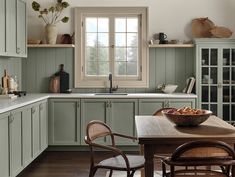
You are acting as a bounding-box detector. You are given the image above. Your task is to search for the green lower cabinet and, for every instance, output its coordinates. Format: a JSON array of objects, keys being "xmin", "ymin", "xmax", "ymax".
[
  {"xmin": 109, "ymin": 99, "xmax": 138, "ymax": 145},
  {"xmin": 32, "ymin": 105, "xmax": 40, "ymax": 158},
  {"xmin": 81, "ymin": 99, "xmax": 108, "ymax": 145},
  {"xmin": 139, "ymin": 99, "xmax": 165, "ymax": 115},
  {"xmin": 81, "ymin": 99, "xmax": 138, "ymax": 146},
  {"xmin": 49, "ymin": 99, "xmax": 80, "ymax": 145},
  {"xmin": 168, "ymin": 99, "xmax": 195, "ymax": 108},
  {"xmin": 22, "ymin": 106, "xmax": 32, "ymax": 167},
  {"xmin": 39, "ymin": 101, "xmax": 48, "ymax": 151},
  {"xmin": 0, "ymin": 112, "xmax": 10, "ymax": 177},
  {"xmin": 10, "ymin": 109, "xmax": 23, "ymax": 177},
  {"xmin": 139, "ymin": 98, "xmax": 196, "ymax": 115}
]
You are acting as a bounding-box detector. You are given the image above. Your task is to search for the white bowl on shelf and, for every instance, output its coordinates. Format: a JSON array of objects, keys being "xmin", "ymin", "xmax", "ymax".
[{"xmin": 162, "ymin": 85, "xmax": 178, "ymax": 94}]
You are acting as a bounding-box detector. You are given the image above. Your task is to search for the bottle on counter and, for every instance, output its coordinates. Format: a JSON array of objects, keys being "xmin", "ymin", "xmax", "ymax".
[
  {"xmin": 8, "ymin": 76, "xmax": 15, "ymax": 92},
  {"xmin": 1, "ymin": 69, "xmax": 9, "ymax": 94}
]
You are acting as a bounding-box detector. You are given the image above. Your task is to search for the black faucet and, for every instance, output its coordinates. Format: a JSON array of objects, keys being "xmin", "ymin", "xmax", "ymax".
[{"xmin": 108, "ymin": 73, "xmax": 118, "ymax": 93}]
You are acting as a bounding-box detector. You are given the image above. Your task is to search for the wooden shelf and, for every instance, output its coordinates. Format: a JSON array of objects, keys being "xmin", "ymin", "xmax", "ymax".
[
  {"xmin": 149, "ymin": 44, "xmax": 194, "ymax": 48},
  {"xmin": 27, "ymin": 44, "xmax": 75, "ymax": 48}
]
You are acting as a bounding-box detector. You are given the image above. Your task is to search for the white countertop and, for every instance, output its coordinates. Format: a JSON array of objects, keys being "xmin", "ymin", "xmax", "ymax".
[{"xmin": 0, "ymin": 93, "xmax": 197, "ymax": 114}]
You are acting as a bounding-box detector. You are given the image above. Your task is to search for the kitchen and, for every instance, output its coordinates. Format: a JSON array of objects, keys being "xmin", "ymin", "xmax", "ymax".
[{"xmin": 0, "ymin": 0, "xmax": 235, "ymax": 177}]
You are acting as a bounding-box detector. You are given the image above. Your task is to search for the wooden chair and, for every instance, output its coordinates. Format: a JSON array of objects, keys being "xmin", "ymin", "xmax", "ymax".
[
  {"xmin": 84, "ymin": 120, "xmax": 145, "ymax": 177},
  {"xmin": 153, "ymin": 107, "xmax": 174, "ymax": 116},
  {"xmin": 158, "ymin": 140, "xmax": 235, "ymax": 177}
]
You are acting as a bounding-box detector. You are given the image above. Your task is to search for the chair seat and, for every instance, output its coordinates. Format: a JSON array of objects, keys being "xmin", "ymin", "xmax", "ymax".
[
  {"xmin": 166, "ymin": 169, "xmax": 228, "ymax": 177},
  {"xmin": 97, "ymin": 155, "xmax": 145, "ymax": 170}
]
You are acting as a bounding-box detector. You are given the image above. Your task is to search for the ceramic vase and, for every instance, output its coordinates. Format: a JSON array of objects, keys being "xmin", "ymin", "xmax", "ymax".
[{"xmin": 45, "ymin": 24, "xmax": 58, "ymax": 44}]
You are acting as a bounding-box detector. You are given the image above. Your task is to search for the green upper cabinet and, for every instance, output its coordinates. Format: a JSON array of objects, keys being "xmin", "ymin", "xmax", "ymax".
[
  {"xmin": 195, "ymin": 39, "xmax": 235, "ymax": 123},
  {"xmin": 0, "ymin": 112, "xmax": 10, "ymax": 177},
  {"xmin": 4, "ymin": 0, "xmax": 27, "ymax": 57},
  {"xmin": 0, "ymin": 0, "xmax": 6, "ymax": 55},
  {"xmin": 49, "ymin": 99, "xmax": 80, "ymax": 145},
  {"xmin": 16, "ymin": 0, "xmax": 27, "ymax": 57}
]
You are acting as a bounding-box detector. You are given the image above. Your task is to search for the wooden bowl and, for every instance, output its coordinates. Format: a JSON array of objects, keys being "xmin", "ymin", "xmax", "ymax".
[{"xmin": 162, "ymin": 109, "xmax": 212, "ymax": 126}]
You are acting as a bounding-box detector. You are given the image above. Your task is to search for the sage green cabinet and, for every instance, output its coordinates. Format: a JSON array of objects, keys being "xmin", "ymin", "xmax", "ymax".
[
  {"xmin": 49, "ymin": 99, "xmax": 81, "ymax": 145},
  {"xmin": 81, "ymin": 99, "xmax": 138, "ymax": 145},
  {"xmin": 40, "ymin": 102, "xmax": 48, "ymax": 151},
  {"xmin": 6, "ymin": 0, "xmax": 17, "ymax": 56},
  {"xmin": 22, "ymin": 106, "xmax": 32, "ymax": 167},
  {"xmin": 16, "ymin": 0, "xmax": 27, "ymax": 57},
  {"xmin": 2, "ymin": 0, "xmax": 27, "ymax": 57},
  {"xmin": 10, "ymin": 109, "xmax": 23, "ymax": 177},
  {"xmin": 139, "ymin": 99, "xmax": 165, "ymax": 115},
  {"xmin": 0, "ymin": 0, "xmax": 6, "ymax": 55},
  {"xmin": 32, "ymin": 105, "xmax": 40, "ymax": 158},
  {"xmin": 0, "ymin": 112, "xmax": 10, "ymax": 177},
  {"xmin": 139, "ymin": 98, "xmax": 196, "ymax": 115},
  {"xmin": 109, "ymin": 99, "xmax": 138, "ymax": 145},
  {"xmin": 81, "ymin": 99, "xmax": 108, "ymax": 144},
  {"xmin": 195, "ymin": 39, "xmax": 235, "ymax": 124}
]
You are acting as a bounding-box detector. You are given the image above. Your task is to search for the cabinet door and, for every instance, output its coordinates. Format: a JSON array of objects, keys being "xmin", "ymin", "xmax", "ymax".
[
  {"xmin": 6, "ymin": 0, "xmax": 17, "ymax": 56},
  {"xmin": 10, "ymin": 110, "xmax": 23, "ymax": 177},
  {"xmin": 109, "ymin": 99, "xmax": 138, "ymax": 145},
  {"xmin": 32, "ymin": 105, "xmax": 40, "ymax": 158},
  {"xmin": 49, "ymin": 99, "xmax": 80, "ymax": 145},
  {"xmin": 139, "ymin": 99, "xmax": 164, "ymax": 115},
  {"xmin": 16, "ymin": 0, "xmax": 27, "ymax": 57},
  {"xmin": 199, "ymin": 48, "xmax": 219, "ymax": 116},
  {"xmin": 22, "ymin": 106, "xmax": 32, "ymax": 167},
  {"xmin": 39, "ymin": 101, "xmax": 48, "ymax": 151},
  {"xmin": 0, "ymin": 113, "xmax": 10, "ymax": 177},
  {"xmin": 221, "ymin": 48, "xmax": 235, "ymax": 123},
  {"xmin": 168, "ymin": 99, "xmax": 195, "ymax": 109},
  {"xmin": 0, "ymin": 0, "xmax": 6, "ymax": 55},
  {"xmin": 81, "ymin": 99, "xmax": 107, "ymax": 145}
]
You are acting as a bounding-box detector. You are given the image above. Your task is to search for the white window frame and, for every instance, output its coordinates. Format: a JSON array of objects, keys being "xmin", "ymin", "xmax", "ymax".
[{"xmin": 75, "ymin": 7, "xmax": 149, "ymax": 88}]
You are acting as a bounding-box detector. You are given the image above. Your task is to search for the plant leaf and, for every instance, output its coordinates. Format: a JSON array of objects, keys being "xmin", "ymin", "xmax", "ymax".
[
  {"xmin": 48, "ymin": 6, "xmax": 55, "ymax": 13},
  {"xmin": 62, "ymin": 2, "xmax": 69, "ymax": 8},
  {"xmin": 32, "ymin": 1, "xmax": 40, "ymax": 11},
  {"xmin": 61, "ymin": 16, "xmax": 69, "ymax": 23}
]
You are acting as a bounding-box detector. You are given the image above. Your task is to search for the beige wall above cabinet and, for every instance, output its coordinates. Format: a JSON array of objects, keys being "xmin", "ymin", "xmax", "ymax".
[{"xmin": 0, "ymin": 0, "xmax": 27, "ymax": 58}]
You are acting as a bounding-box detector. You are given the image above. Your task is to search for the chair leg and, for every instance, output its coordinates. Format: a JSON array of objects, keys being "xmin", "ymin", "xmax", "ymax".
[
  {"xmin": 89, "ymin": 167, "xmax": 98, "ymax": 177},
  {"xmin": 130, "ymin": 170, "xmax": 136, "ymax": 177},
  {"xmin": 108, "ymin": 169, "xmax": 113, "ymax": 177}
]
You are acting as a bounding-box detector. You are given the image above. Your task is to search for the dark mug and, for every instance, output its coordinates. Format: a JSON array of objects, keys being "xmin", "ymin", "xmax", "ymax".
[{"xmin": 159, "ymin": 32, "xmax": 167, "ymax": 41}]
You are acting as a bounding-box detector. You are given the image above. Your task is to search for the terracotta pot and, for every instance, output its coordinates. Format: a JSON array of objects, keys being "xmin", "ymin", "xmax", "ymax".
[{"xmin": 45, "ymin": 24, "xmax": 58, "ymax": 44}]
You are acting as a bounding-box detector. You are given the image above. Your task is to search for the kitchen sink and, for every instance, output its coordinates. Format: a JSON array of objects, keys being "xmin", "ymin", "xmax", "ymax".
[{"xmin": 94, "ymin": 93, "xmax": 128, "ymax": 95}]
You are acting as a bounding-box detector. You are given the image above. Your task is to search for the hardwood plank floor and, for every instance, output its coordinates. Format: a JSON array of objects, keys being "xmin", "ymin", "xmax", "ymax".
[{"xmin": 18, "ymin": 151, "xmax": 157, "ymax": 177}]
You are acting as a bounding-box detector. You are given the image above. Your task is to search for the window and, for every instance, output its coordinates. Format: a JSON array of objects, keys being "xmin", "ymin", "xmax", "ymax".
[{"xmin": 75, "ymin": 7, "xmax": 148, "ymax": 88}]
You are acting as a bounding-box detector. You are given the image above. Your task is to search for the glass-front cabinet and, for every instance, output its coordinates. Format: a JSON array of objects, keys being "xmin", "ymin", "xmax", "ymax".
[{"xmin": 195, "ymin": 39, "xmax": 235, "ymax": 124}]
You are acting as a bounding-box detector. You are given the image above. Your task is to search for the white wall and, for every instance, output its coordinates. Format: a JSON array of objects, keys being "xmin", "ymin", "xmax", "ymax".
[{"xmin": 27, "ymin": 0, "xmax": 235, "ymax": 41}]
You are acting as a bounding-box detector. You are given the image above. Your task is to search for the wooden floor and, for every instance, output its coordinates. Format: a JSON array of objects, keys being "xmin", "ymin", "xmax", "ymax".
[{"xmin": 18, "ymin": 151, "xmax": 159, "ymax": 177}]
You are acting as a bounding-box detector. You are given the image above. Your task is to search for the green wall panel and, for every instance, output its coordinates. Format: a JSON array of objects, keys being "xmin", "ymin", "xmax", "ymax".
[
  {"xmin": 21, "ymin": 48, "xmax": 195, "ymax": 93},
  {"xmin": 0, "ymin": 57, "xmax": 22, "ymax": 90}
]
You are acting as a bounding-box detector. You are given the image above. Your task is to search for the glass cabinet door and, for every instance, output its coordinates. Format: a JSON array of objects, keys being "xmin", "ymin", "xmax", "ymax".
[
  {"xmin": 222, "ymin": 49, "xmax": 235, "ymax": 123},
  {"xmin": 201, "ymin": 48, "xmax": 218, "ymax": 115}
]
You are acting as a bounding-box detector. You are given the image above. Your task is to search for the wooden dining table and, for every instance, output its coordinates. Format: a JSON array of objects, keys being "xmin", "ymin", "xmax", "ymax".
[{"xmin": 135, "ymin": 115, "xmax": 235, "ymax": 177}]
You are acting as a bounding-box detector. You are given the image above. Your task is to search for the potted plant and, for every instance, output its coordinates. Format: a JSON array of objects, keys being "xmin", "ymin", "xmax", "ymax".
[{"xmin": 32, "ymin": 0, "xmax": 70, "ymax": 44}]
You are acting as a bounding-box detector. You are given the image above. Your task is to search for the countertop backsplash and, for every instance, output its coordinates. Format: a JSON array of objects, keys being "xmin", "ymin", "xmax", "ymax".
[{"xmin": 21, "ymin": 47, "xmax": 194, "ymax": 94}]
